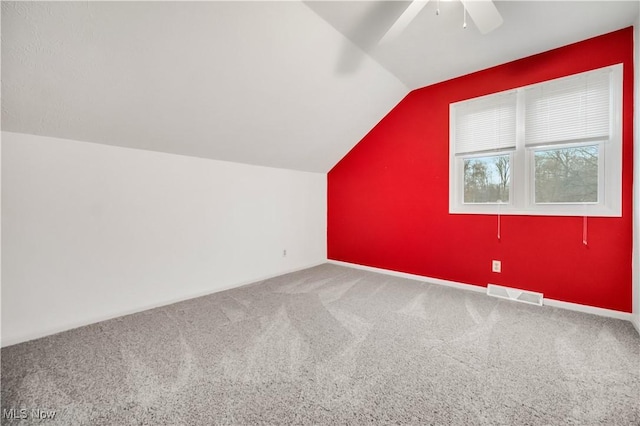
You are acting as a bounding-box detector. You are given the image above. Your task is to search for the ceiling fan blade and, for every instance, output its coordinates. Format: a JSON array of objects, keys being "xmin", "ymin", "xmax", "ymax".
[
  {"xmin": 461, "ymin": 0, "xmax": 503, "ymax": 34},
  {"xmin": 379, "ymin": 1, "xmax": 430, "ymax": 45}
]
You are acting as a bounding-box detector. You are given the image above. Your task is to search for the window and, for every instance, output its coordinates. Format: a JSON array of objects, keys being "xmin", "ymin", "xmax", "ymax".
[
  {"xmin": 533, "ymin": 144, "xmax": 598, "ymax": 203},
  {"xmin": 464, "ymin": 154, "xmax": 510, "ymax": 203},
  {"xmin": 449, "ymin": 64, "xmax": 622, "ymax": 216}
]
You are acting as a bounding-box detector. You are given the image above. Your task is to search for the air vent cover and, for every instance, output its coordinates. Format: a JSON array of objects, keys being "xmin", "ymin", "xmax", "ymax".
[{"xmin": 487, "ymin": 284, "xmax": 543, "ymax": 306}]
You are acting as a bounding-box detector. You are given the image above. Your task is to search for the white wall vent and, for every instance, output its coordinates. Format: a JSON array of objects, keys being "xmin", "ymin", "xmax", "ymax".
[{"xmin": 487, "ymin": 284, "xmax": 543, "ymax": 306}]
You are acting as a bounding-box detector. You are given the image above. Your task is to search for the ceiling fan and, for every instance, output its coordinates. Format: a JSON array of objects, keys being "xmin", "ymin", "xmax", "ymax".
[{"xmin": 379, "ymin": 0, "xmax": 503, "ymax": 44}]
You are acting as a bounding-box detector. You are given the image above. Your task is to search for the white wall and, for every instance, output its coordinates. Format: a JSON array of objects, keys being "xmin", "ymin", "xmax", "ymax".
[
  {"xmin": 1, "ymin": 132, "xmax": 327, "ymax": 346},
  {"xmin": 0, "ymin": 134, "xmax": 3, "ymax": 344},
  {"xmin": 633, "ymin": 19, "xmax": 640, "ymax": 335}
]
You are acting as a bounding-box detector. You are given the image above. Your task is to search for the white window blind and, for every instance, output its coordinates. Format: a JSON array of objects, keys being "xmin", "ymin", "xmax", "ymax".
[
  {"xmin": 524, "ymin": 68, "xmax": 610, "ymax": 147},
  {"xmin": 453, "ymin": 91, "xmax": 516, "ymax": 155},
  {"xmin": 449, "ymin": 63, "xmax": 622, "ymax": 217}
]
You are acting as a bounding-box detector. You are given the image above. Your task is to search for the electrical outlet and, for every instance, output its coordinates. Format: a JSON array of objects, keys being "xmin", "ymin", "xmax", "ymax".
[
  {"xmin": 283, "ymin": 249, "xmax": 287, "ymax": 257},
  {"xmin": 492, "ymin": 260, "xmax": 501, "ymax": 273}
]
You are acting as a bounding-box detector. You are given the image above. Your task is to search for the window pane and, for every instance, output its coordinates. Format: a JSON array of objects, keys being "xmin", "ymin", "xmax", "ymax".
[
  {"xmin": 463, "ymin": 155, "xmax": 510, "ymax": 203},
  {"xmin": 534, "ymin": 145, "xmax": 598, "ymax": 203}
]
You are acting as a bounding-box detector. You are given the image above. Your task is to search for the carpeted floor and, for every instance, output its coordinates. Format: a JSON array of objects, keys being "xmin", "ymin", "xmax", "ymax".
[{"xmin": 2, "ymin": 263, "xmax": 639, "ymax": 425}]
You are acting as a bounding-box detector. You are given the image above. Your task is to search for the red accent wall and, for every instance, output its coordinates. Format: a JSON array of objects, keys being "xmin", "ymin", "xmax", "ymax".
[{"xmin": 328, "ymin": 28, "xmax": 634, "ymax": 312}]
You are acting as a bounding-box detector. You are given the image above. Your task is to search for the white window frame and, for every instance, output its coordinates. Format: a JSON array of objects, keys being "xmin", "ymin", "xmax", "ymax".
[{"xmin": 449, "ymin": 64, "xmax": 623, "ymax": 217}]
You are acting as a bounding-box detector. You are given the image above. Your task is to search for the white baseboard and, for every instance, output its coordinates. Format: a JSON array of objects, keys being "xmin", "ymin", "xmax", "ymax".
[
  {"xmin": 543, "ymin": 298, "xmax": 632, "ymax": 321},
  {"xmin": 329, "ymin": 259, "xmax": 634, "ymax": 323},
  {"xmin": 632, "ymin": 315, "xmax": 640, "ymax": 336},
  {"xmin": 328, "ymin": 260, "xmax": 486, "ymax": 293},
  {"xmin": 1, "ymin": 261, "xmax": 326, "ymax": 348}
]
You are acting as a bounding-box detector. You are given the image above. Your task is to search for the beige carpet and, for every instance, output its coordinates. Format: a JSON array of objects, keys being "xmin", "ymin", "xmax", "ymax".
[{"xmin": 2, "ymin": 264, "xmax": 639, "ymax": 425}]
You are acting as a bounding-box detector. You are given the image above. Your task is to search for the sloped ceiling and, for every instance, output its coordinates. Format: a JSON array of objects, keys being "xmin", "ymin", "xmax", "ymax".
[
  {"xmin": 1, "ymin": 1, "xmax": 408, "ymax": 173},
  {"xmin": 307, "ymin": 0, "xmax": 639, "ymax": 89},
  {"xmin": 2, "ymin": 1, "xmax": 638, "ymax": 173}
]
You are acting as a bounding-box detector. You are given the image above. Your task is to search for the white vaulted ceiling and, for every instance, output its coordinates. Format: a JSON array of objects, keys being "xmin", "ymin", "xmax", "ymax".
[
  {"xmin": 1, "ymin": 1, "xmax": 407, "ymax": 173},
  {"xmin": 2, "ymin": 1, "xmax": 638, "ymax": 173},
  {"xmin": 307, "ymin": 0, "xmax": 639, "ymax": 89}
]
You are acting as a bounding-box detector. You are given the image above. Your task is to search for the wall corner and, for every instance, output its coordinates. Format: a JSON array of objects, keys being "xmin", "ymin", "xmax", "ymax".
[{"xmin": 633, "ymin": 18, "xmax": 640, "ymax": 334}]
